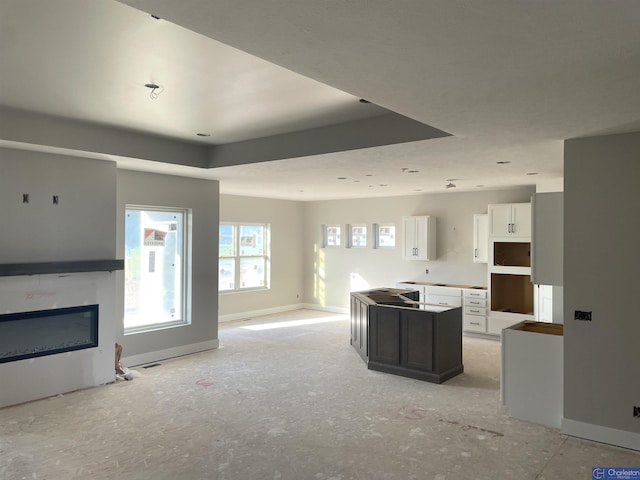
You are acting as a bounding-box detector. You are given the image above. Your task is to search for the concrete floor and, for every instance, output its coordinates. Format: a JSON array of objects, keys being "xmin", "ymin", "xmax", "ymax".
[{"xmin": 0, "ymin": 309, "xmax": 638, "ymax": 479}]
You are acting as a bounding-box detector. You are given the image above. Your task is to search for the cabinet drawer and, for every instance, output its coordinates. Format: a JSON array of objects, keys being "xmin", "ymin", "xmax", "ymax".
[
  {"xmin": 425, "ymin": 285, "xmax": 462, "ymax": 297},
  {"xmin": 426, "ymin": 294, "xmax": 462, "ymax": 307},
  {"xmin": 462, "ymin": 288, "xmax": 487, "ymax": 299},
  {"xmin": 463, "ymin": 315, "xmax": 487, "ymax": 332},
  {"xmin": 463, "ymin": 298, "xmax": 487, "ymax": 308},
  {"xmin": 463, "ymin": 306, "xmax": 486, "ymax": 316}
]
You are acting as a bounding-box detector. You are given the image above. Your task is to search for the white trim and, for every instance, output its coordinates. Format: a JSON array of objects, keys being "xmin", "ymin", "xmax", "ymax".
[
  {"xmin": 301, "ymin": 303, "xmax": 349, "ymax": 315},
  {"xmin": 218, "ymin": 303, "xmax": 349, "ymax": 323},
  {"xmin": 122, "ymin": 339, "xmax": 219, "ymax": 367},
  {"xmin": 562, "ymin": 418, "xmax": 640, "ymax": 451},
  {"xmin": 218, "ymin": 303, "xmax": 303, "ymax": 323}
]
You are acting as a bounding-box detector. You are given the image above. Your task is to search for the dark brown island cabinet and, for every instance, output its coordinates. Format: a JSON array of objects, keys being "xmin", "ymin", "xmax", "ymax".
[{"xmin": 350, "ymin": 288, "xmax": 463, "ymax": 384}]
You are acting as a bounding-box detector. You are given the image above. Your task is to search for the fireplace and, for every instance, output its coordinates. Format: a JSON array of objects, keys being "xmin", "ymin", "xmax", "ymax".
[
  {"xmin": 0, "ymin": 266, "xmax": 120, "ymax": 408},
  {"xmin": 0, "ymin": 304, "xmax": 99, "ymax": 364}
]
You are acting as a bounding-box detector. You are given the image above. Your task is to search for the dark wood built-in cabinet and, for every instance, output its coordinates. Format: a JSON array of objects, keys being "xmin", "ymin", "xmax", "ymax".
[{"xmin": 350, "ymin": 289, "xmax": 463, "ymax": 384}]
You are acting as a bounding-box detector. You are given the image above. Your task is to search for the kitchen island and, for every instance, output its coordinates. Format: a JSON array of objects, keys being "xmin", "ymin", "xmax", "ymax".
[{"xmin": 350, "ymin": 288, "xmax": 463, "ymax": 384}]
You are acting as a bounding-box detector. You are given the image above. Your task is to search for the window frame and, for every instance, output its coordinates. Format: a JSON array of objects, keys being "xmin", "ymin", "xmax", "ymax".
[
  {"xmin": 322, "ymin": 224, "xmax": 342, "ymax": 248},
  {"xmin": 219, "ymin": 222, "xmax": 270, "ymax": 293},
  {"xmin": 347, "ymin": 223, "xmax": 368, "ymax": 248},
  {"xmin": 124, "ymin": 205, "xmax": 191, "ymax": 334},
  {"xmin": 373, "ymin": 223, "xmax": 396, "ymax": 249}
]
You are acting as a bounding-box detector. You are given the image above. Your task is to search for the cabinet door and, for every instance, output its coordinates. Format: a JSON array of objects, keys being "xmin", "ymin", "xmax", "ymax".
[
  {"xmin": 402, "ymin": 217, "xmax": 418, "ymax": 259},
  {"xmin": 414, "ymin": 216, "xmax": 432, "ymax": 260},
  {"xmin": 488, "ymin": 204, "xmax": 512, "ymax": 236},
  {"xmin": 511, "ymin": 203, "xmax": 531, "ymax": 237},
  {"xmin": 473, "ymin": 214, "xmax": 489, "ymax": 263},
  {"xmin": 402, "ymin": 310, "xmax": 433, "ymax": 371}
]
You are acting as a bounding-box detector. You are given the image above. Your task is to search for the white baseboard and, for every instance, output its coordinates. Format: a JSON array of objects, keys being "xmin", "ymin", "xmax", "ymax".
[
  {"xmin": 122, "ymin": 339, "xmax": 219, "ymax": 367},
  {"xmin": 218, "ymin": 303, "xmax": 349, "ymax": 323},
  {"xmin": 300, "ymin": 303, "xmax": 349, "ymax": 315},
  {"xmin": 218, "ymin": 303, "xmax": 304, "ymax": 323},
  {"xmin": 562, "ymin": 418, "xmax": 640, "ymax": 451}
]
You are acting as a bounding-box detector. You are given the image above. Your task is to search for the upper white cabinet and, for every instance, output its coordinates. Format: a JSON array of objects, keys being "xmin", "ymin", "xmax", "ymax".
[
  {"xmin": 488, "ymin": 203, "xmax": 531, "ymax": 237},
  {"xmin": 473, "ymin": 214, "xmax": 489, "ymax": 263},
  {"xmin": 402, "ymin": 216, "xmax": 436, "ymax": 260}
]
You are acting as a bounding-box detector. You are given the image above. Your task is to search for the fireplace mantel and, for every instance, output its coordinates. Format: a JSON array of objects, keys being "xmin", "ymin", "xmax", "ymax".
[{"xmin": 0, "ymin": 260, "xmax": 124, "ymax": 277}]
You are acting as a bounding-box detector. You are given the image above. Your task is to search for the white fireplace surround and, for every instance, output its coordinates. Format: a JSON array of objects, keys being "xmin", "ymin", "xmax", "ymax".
[{"xmin": 0, "ymin": 272, "xmax": 117, "ymax": 408}]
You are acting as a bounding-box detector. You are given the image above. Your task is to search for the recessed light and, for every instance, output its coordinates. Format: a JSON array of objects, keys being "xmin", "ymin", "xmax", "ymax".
[
  {"xmin": 365, "ymin": 174, "xmax": 373, "ymax": 177},
  {"xmin": 196, "ymin": 133, "xmax": 211, "ymax": 137},
  {"xmin": 476, "ymin": 185, "xmax": 485, "ymax": 187},
  {"xmin": 526, "ymin": 172, "xmax": 539, "ymax": 176},
  {"xmin": 353, "ymin": 180, "xmax": 360, "ymax": 183},
  {"xmin": 379, "ymin": 184, "xmax": 388, "ymax": 187},
  {"xmin": 496, "ymin": 161, "xmax": 511, "ymax": 164},
  {"xmin": 414, "ymin": 189, "xmax": 422, "ymax": 192},
  {"xmin": 408, "ymin": 170, "xmax": 420, "ymax": 173},
  {"xmin": 337, "ymin": 177, "xmax": 347, "ymax": 180}
]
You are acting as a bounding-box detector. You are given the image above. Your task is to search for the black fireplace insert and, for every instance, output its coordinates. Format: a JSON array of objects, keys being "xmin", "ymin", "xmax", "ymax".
[{"xmin": 0, "ymin": 304, "xmax": 99, "ymax": 363}]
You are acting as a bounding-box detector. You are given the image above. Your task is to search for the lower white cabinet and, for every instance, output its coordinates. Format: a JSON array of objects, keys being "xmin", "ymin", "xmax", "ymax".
[
  {"xmin": 462, "ymin": 288, "xmax": 488, "ymax": 333},
  {"xmin": 501, "ymin": 321, "xmax": 563, "ymax": 428},
  {"xmin": 425, "ymin": 285, "xmax": 462, "ymax": 307}
]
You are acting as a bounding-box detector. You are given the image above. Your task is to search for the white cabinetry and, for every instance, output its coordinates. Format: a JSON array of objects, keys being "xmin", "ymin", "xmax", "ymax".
[
  {"xmin": 462, "ymin": 288, "xmax": 488, "ymax": 332},
  {"xmin": 488, "ymin": 203, "xmax": 531, "ymax": 238},
  {"xmin": 425, "ymin": 285, "xmax": 462, "ymax": 307},
  {"xmin": 402, "ymin": 216, "xmax": 436, "ymax": 260},
  {"xmin": 473, "ymin": 214, "xmax": 489, "ymax": 263}
]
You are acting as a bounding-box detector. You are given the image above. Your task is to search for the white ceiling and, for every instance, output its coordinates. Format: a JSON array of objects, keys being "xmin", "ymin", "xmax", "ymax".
[{"xmin": 2, "ymin": 0, "xmax": 640, "ymax": 200}]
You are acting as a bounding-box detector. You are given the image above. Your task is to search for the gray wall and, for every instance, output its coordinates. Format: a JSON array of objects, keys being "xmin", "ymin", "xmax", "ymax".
[
  {"xmin": 0, "ymin": 147, "xmax": 116, "ymax": 262},
  {"xmin": 116, "ymin": 169, "xmax": 219, "ymax": 357},
  {"xmin": 302, "ymin": 187, "xmax": 535, "ymax": 310},
  {"xmin": 564, "ymin": 133, "xmax": 640, "ymax": 438},
  {"xmin": 219, "ymin": 194, "xmax": 304, "ymax": 317}
]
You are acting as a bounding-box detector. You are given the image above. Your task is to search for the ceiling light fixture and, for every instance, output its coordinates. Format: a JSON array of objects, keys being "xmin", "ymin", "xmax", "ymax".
[
  {"xmin": 526, "ymin": 172, "xmax": 539, "ymax": 175},
  {"xmin": 144, "ymin": 82, "xmax": 163, "ymax": 99},
  {"xmin": 337, "ymin": 177, "xmax": 347, "ymax": 180},
  {"xmin": 196, "ymin": 133, "xmax": 211, "ymax": 137},
  {"xmin": 496, "ymin": 160, "xmax": 511, "ymax": 164},
  {"xmin": 445, "ymin": 179, "xmax": 458, "ymax": 189}
]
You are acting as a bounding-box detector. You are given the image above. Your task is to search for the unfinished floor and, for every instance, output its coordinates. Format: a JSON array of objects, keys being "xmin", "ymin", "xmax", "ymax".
[{"xmin": 1, "ymin": 309, "xmax": 638, "ymax": 479}]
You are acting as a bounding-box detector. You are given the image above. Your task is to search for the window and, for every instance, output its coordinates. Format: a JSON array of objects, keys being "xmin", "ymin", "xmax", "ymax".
[
  {"xmin": 219, "ymin": 223, "xmax": 270, "ymax": 292},
  {"xmin": 347, "ymin": 224, "xmax": 367, "ymax": 248},
  {"xmin": 322, "ymin": 224, "xmax": 341, "ymax": 247},
  {"xmin": 374, "ymin": 223, "xmax": 396, "ymax": 248},
  {"xmin": 124, "ymin": 207, "xmax": 189, "ymax": 332}
]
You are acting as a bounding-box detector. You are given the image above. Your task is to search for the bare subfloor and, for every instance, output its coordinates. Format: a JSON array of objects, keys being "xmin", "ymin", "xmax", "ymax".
[{"xmin": 1, "ymin": 310, "xmax": 638, "ymax": 479}]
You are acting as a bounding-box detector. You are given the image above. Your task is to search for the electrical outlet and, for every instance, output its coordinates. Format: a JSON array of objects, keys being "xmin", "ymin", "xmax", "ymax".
[
  {"xmin": 634, "ymin": 406, "xmax": 640, "ymax": 418},
  {"xmin": 574, "ymin": 310, "xmax": 592, "ymax": 321},
  {"xmin": 425, "ymin": 269, "xmax": 429, "ymax": 274}
]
